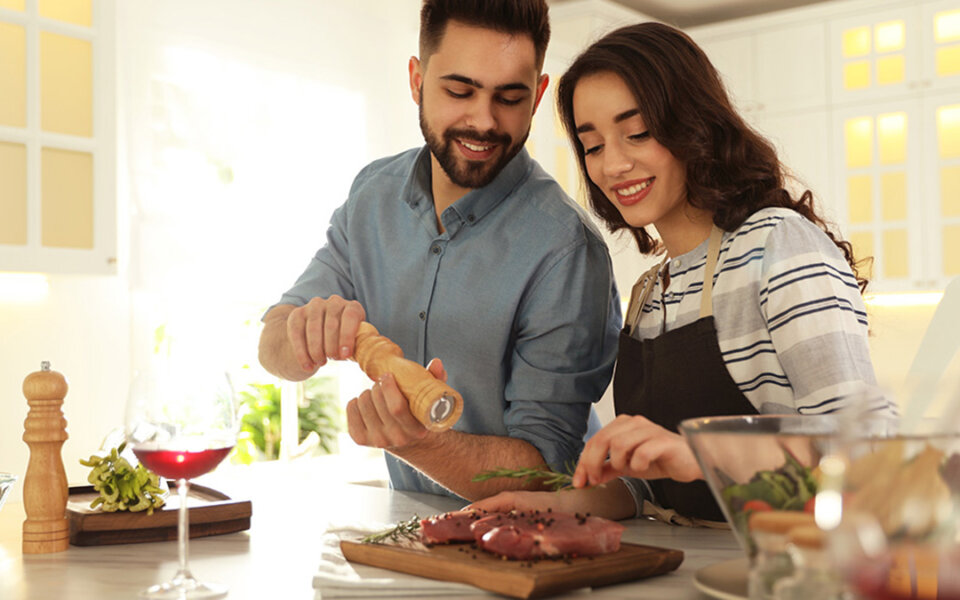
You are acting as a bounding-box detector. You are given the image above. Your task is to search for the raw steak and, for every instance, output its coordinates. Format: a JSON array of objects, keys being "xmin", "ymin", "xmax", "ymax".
[
  {"xmin": 476, "ymin": 511, "xmax": 625, "ymax": 560},
  {"xmin": 419, "ymin": 509, "xmax": 492, "ymax": 544}
]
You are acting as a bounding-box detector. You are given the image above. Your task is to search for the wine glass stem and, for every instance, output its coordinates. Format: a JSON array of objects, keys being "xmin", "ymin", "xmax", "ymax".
[{"xmin": 176, "ymin": 478, "xmax": 192, "ymax": 579}]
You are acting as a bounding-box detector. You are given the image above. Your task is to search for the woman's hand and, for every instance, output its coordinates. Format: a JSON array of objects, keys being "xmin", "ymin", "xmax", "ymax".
[{"xmin": 573, "ymin": 414, "xmax": 703, "ymax": 488}]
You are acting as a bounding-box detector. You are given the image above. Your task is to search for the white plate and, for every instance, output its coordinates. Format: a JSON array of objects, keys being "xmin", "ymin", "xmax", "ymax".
[{"xmin": 693, "ymin": 557, "xmax": 749, "ymax": 600}]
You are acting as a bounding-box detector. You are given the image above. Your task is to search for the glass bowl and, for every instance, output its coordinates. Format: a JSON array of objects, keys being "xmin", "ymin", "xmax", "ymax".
[
  {"xmin": 680, "ymin": 414, "xmax": 846, "ymax": 556},
  {"xmin": 0, "ymin": 473, "xmax": 17, "ymax": 512}
]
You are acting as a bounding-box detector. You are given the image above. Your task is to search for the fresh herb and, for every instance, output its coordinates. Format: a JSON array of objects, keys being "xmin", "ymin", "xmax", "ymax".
[
  {"xmin": 79, "ymin": 442, "xmax": 167, "ymax": 514},
  {"xmin": 361, "ymin": 515, "xmax": 422, "ymax": 544},
  {"xmin": 471, "ymin": 464, "xmax": 575, "ymax": 491}
]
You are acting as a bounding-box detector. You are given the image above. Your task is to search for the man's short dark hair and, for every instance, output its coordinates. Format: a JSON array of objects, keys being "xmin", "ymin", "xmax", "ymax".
[{"xmin": 419, "ymin": 0, "xmax": 550, "ymax": 70}]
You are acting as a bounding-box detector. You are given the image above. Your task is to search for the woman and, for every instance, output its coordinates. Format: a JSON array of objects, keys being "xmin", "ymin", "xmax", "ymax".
[{"xmin": 470, "ymin": 22, "xmax": 895, "ymax": 523}]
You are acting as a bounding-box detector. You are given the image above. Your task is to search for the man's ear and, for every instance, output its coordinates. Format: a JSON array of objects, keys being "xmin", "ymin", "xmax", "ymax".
[
  {"xmin": 409, "ymin": 56, "xmax": 423, "ymax": 105},
  {"xmin": 532, "ymin": 73, "xmax": 549, "ymax": 116}
]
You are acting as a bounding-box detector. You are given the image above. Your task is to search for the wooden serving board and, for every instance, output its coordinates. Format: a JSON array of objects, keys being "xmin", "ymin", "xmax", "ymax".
[
  {"xmin": 67, "ymin": 483, "xmax": 251, "ymax": 546},
  {"xmin": 341, "ymin": 538, "xmax": 683, "ymax": 599}
]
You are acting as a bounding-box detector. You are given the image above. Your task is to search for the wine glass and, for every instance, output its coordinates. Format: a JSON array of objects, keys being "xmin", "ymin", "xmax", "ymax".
[{"xmin": 125, "ymin": 356, "xmax": 238, "ymax": 599}]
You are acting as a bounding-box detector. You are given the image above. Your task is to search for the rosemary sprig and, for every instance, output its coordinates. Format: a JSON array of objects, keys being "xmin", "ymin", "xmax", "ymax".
[
  {"xmin": 360, "ymin": 515, "xmax": 422, "ymax": 544},
  {"xmin": 471, "ymin": 464, "xmax": 574, "ymax": 491}
]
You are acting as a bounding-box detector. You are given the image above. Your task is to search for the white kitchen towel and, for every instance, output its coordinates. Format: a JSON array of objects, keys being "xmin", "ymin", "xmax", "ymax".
[{"xmin": 312, "ymin": 522, "xmax": 480, "ymax": 598}]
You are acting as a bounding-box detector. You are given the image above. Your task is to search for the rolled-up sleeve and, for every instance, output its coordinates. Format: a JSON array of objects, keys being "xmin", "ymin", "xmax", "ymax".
[{"xmin": 503, "ymin": 233, "xmax": 621, "ymax": 471}]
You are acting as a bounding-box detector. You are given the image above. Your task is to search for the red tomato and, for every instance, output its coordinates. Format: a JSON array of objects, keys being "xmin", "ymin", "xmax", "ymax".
[
  {"xmin": 743, "ymin": 499, "xmax": 773, "ymax": 513},
  {"xmin": 804, "ymin": 496, "xmax": 816, "ymax": 513}
]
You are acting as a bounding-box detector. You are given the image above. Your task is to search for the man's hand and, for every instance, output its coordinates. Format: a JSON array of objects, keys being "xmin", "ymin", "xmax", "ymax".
[
  {"xmin": 346, "ymin": 359, "xmax": 446, "ymax": 449},
  {"xmin": 284, "ymin": 295, "xmax": 366, "ymax": 372}
]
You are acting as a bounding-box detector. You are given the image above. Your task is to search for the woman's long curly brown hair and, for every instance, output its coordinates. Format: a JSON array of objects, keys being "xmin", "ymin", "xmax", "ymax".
[{"xmin": 556, "ymin": 22, "xmax": 869, "ymax": 293}]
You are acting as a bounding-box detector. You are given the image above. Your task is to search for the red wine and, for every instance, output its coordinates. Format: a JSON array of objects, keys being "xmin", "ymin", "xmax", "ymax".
[{"xmin": 134, "ymin": 447, "xmax": 233, "ymax": 480}]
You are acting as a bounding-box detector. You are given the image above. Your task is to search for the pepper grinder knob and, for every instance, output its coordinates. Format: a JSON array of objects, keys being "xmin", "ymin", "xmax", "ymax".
[{"xmin": 22, "ymin": 360, "xmax": 70, "ymax": 554}]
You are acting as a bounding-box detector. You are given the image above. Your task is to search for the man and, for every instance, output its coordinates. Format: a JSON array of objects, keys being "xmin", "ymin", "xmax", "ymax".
[{"xmin": 259, "ymin": 0, "xmax": 620, "ymax": 501}]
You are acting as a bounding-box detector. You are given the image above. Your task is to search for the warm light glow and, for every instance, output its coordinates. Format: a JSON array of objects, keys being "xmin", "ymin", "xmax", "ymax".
[
  {"xmin": 937, "ymin": 45, "xmax": 960, "ymax": 77},
  {"xmin": 876, "ymin": 55, "xmax": 905, "ymax": 85},
  {"xmin": 843, "ymin": 26, "xmax": 871, "ymax": 57},
  {"xmin": 878, "ymin": 112, "xmax": 907, "ymax": 165},
  {"xmin": 875, "ymin": 21, "xmax": 905, "ymax": 52},
  {"xmin": 935, "ymin": 10, "xmax": 960, "ymax": 43},
  {"xmin": 865, "ymin": 291, "xmax": 945, "ymax": 307},
  {"xmin": 844, "ymin": 61, "xmax": 871, "ymax": 90},
  {"xmin": 176, "ymin": 454, "xmax": 185, "ymax": 463},
  {"xmin": 0, "ymin": 273, "xmax": 50, "ymax": 302},
  {"xmin": 814, "ymin": 455, "xmax": 845, "ymax": 530},
  {"xmin": 938, "ymin": 105, "xmax": 960, "ymax": 158},
  {"xmin": 845, "ymin": 116, "xmax": 874, "ymax": 167}
]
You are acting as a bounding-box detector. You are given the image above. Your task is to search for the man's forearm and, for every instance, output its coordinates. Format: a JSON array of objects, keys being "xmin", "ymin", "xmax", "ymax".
[
  {"xmin": 389, "ymin": 430, "xmax": 556, "ymax": 501},
  {"xmin": 259, "ymin": 305, "xmax": 317, "ymax": 382}
]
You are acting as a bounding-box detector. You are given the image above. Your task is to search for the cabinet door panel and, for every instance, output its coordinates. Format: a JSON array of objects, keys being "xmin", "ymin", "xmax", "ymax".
[{"xmin": 755, "ymin": 22, "xmax": 829, "ymax": 112}]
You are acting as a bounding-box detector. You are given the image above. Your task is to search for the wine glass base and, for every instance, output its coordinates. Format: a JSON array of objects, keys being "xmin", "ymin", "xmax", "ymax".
[{"xmin": 139, "ymin": 572, "xmax": 227, "ymax": 599}]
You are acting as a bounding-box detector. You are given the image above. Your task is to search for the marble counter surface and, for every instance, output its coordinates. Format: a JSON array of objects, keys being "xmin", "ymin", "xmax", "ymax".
[{"xmin": 0, "ymin": 458, "xmax": 744, "ymax": 599}]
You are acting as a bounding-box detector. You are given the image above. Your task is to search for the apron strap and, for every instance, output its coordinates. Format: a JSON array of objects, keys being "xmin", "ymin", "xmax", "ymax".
[
  {"xmin": 625, "ymin": 256, "xmax": 667, "ymax": 335},
  {"xmin": 625, "ymin": 225, "xmax": 725, "ymax": 331},
  {"xmin": 699, "ymin": 226, "xmax": 725, "ymax": 319}
]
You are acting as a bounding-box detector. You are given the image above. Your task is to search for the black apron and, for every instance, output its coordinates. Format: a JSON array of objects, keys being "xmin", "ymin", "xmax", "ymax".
[{"xmin": 614, "ymin": 226, "xmax": 758, "ymax": 522}]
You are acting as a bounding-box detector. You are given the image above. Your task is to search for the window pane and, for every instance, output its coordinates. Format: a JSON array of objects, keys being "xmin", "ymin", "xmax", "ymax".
[
  {"xmin": 878, "ymin": 112, "xmax": 907, "ymax": 165},
  {"xmin": 845, "ymin": 116, "xmax": 873, "ymax": 167},
  {"xmin": 38, "ymin": 0, "xmax": 92, "ymax": 27},
  {"xmin": 875, "ymin": 21, "xmax": 905, "ymax": 53},
  {"xmin": 935, "ymin": 10, "xmax": 960, "ymax": 43},
  {"xmin": 0, "ymin": 0, "xmax": 25, "ymax": 10},
  {"xmin": 40, "ymin": 32, "xmax": 93, "ymax": 137},
  {"xmin": 941, "ymin": 165, "xmax": 960, "ymax": 217},
  {"xmin": 880, "ymin": 172, "xmax": 907, "ymax": 221},
  {"xmin": 0, "ymin": 21, "xmax": 26, "ymax": 128},
  {"xmin": 876, "ymin": 55, "xmax": 905, "ymax": 85},
  {"xmin": 0, "ymin": 142, "xmax": 27, "ymax": 245},
  {"xmin": 848, "ymin": 175, "xmax": 873, "ymax": 223},
  {"xmin": 945, "ymin": 225, "xmax": 960, "ymax": 276},
  {"xmin": 882, "ymin": 229, "xmax": 909, "ymax": 279},
  {"xmin": 844, "ymin": 61, "xmax": 871, "ymax": 90},
  {"xmin": 938, "ymin": 104, "xmax": 960, "ymax": 159},
  {"xmin": 843, "ymin": 26, "xmax": 871, "ymax": 57},
  {"xmin": 850, "ymin": 231, "xmax": 875, "ymax": 279},
  {"xmin": 41, "ymin": 147, "xmax": 93, "ymax": 249},
  {"xmin": 937, "ymin": 45, "xmax": 960, "ymax": 77}
]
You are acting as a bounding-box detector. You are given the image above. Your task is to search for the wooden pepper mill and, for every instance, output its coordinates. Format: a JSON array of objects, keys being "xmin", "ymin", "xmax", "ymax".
[
  {"xmin": 353, "ymin": 322, "xmax": 463, "ymax": 431},
  {"xmin": 22, "ymin": 361, "xmax": 70, "ymax": 554}
]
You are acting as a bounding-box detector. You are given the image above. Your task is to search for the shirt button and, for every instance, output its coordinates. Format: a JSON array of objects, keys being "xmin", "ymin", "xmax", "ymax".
[
  {"xmin": 431, "ymin": 246, "xmax": 440, "ymax": 255},
  {"xmin": 467, "ymin": 214, "xmax": 476, "ymax": 223},
  {"xmin": 674, "ymin": 259, "xmax": 682, "ymax": 268},
  {"xmin": 418, "ymin": 311, "xmax": 426, "ymax": 320}
]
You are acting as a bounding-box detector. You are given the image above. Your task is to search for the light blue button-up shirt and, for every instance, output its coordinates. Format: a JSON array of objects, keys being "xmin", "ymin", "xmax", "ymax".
[{"xmin": 275, "ymin": 146, "xmax": 621, "ymax": 498}]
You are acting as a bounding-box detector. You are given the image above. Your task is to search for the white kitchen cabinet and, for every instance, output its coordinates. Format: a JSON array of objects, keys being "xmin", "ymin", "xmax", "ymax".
[
  {"xmin": 830, "ymin": 1, "xmax": 960, "ymax": 105},
  {"xmin": 693, "ymin": 20, "xmax": 829, "ymax": 117},
  {"xmin": 0, "ymin": 0, "xmax": 116, "ymax": 275}
]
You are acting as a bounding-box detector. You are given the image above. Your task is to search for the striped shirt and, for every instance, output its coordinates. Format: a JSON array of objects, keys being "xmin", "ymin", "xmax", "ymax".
[{"xmin": 630, "ymin": 207, "xmax": 895, "ymax": 416}]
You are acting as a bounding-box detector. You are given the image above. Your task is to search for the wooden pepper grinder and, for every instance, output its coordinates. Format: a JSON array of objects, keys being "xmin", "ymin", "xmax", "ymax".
[
  {"xmin": 22, "ymin": 361, "xmax": 70, "ymax": 554},
  {"xmin": 353, "ymin": 322, "xmax": 463, "ymax": 431}
]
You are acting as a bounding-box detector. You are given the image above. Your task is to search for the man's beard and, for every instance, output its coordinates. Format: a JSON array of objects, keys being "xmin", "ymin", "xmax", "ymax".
[{"xmin": 419, "ymin": 92, "xmax": 530, "ymax": 189}]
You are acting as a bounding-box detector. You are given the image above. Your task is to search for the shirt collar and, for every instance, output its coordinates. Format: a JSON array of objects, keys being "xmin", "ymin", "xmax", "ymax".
[{"xmin": 403, "ymin": 145, "xmax": 533, "ymax": 230}]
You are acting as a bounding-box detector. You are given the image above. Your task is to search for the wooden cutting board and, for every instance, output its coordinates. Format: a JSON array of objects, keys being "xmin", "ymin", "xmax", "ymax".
[
  {"xmin": 341, "ymin": 537, "xmax": 683, "ymax": 599},
  {"xmin": 67, "ymin": 483, "xmax": 251, "ymax": 546}
]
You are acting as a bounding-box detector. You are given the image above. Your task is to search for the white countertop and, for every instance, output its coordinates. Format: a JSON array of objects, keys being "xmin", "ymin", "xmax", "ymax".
[{"xmin": 0, "ymin": 458, "xmax": 744, "ymax": 599}]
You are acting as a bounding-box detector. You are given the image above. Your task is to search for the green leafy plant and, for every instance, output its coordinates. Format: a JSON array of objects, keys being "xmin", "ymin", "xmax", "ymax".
[{"xmin": 233, "ymin": 376, "xmax": 342, "ymax": 464}]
